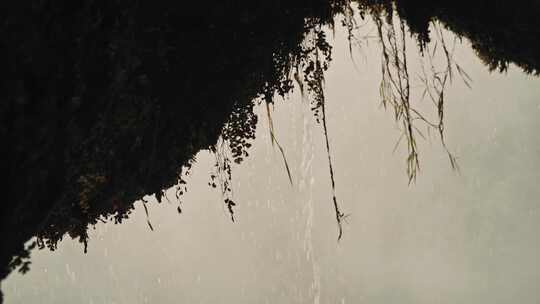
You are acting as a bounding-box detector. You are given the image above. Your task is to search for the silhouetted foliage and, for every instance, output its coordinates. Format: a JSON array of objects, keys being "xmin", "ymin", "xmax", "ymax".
[{"xmin": 1, "ymin": 1, "xmax": 539, "ymax": 301}]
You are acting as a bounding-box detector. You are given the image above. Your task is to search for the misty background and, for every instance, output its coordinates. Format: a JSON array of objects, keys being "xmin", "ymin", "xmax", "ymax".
[{"xmin": 4, "ymin": 20, "xmax": 540, "ymax": 304}]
